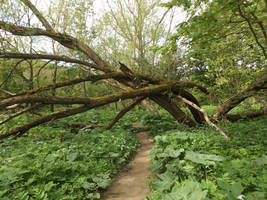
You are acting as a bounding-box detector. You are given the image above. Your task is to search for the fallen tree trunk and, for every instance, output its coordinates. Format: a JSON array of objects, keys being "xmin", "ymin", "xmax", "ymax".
[
  {"xmin": 68, "ymin": 122, "xmax": 101, "ymax": 129},
  {"xmin": 0, "ymin": 82, "xmax": 208, "ymax": 110},
  {"xmin": 0, "ymin": 83, "xmax": 197, "ymax": 139},
  {"xmin": 151, "ymin": 95, "xmax": 197, "ymax": 127},
  {"xmin": 213, "ymin": 74, "xmax": 267, "ymax": 120},
  {"xmin": 178, "ymin": 90, "xmax": 205, "ymax": 124},
  {"xmin": 225, "ymin": 108, "xmax": 267, "ymax": 121},
  {"xmin": 0, "ymin": 1, "xmax": 209, "ymax": 139}
]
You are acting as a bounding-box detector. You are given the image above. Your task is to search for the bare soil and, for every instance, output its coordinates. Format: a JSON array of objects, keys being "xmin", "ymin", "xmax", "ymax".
[{"xmin": 101, "ymin": 125, "xmax": 154, "ymax": 200}]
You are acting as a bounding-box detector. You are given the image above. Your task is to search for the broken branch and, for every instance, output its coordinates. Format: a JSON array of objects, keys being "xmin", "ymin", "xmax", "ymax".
[{"xmin": 177, "ymin": 95, "xmax": 228, "ymax": 138}]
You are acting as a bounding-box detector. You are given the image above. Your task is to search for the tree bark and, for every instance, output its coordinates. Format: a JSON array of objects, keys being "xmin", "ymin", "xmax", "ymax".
[
  {"xmin": 225, "ymin": 108, "xmax": 267, "ymax": 122},
  {"xmin": 178, "ymin": 90, "xmax": 205, "ymax": 124},
  {"xmin": 177, "ymin": 95, "xmax": 228, "ymax": 138},
  {"xmin": 150, "ymin": 95, "xmax": 197, "ymax": 127},
  {"xmin": 0, "ymin": 83, "xmax": 169, "ymax": 109},
  {"xmin": 213, "ymin": 74, "xmax": 267, "ymax": 120},
  {"xmin": 106, "ymin": 97, "xmax": 145, "ymax": 129},
  {"xmin": 0, "ymin": 105, "xmax": 91, "ymax": 139}
]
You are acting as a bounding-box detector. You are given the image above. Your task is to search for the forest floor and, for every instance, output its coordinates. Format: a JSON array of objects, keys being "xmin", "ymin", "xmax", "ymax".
[{"xmin": 101, "ymin": 124, "xmax": 154, "ymax": 200}]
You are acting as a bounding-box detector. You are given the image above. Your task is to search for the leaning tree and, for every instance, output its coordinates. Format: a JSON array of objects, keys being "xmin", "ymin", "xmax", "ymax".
[{"xmin": 0, "ymin": 0, "xmax": 266, "ymax": 139}]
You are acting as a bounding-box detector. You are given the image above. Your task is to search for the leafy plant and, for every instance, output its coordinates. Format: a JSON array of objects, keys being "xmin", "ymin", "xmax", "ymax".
[
  {"xmin": 0, "ymin": 109, "xmax": 141, "ymax": 200},
  {"xmin": 147, "ymin": 112, "xmax": 267, "ymax": 200}
]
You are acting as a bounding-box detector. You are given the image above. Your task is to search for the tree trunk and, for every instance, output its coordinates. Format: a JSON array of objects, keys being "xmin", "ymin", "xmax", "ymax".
[
  {"xmin": 213, "ymin": 74, "xmax": 267, "ymax": 119},
  {"xmin": 150, "ymin": 95, "xmax": 197, "ymax": 127},
  {"xmin": 225, "ymin": 108, "xmax": 267, "ymax": 121},
  {"xmin": 179, "ymin": 90, "xmax": 205, "ymax": 124},
  {"xmin": 50, "ymin": 63, "xmax": 58, "ymax": 112}
]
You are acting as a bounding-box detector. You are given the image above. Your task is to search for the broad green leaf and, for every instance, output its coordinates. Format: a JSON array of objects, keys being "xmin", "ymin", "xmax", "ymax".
[
  {"xmin": 87, "ymin": 192, "xmax": 100, "ymax": 199},
  {"xmin": 0, "ymin": 189, "xmax": 8, "ymax": 198},
  {"xmin": 67, "ymin": 152, "xmax": 79, "ymax": 161},
  {"xmin": 92, "ymin": 177, "xmax": 112, "ymax": 189},
  {"xmin": 163, "ymin": 181, "xmax": 207, "ymax": 200},
  {"xmin": 247, "ymin": 192, "xmax": 265, "ymax": 200},
  {"xmin": 164, "ymin": 147, "xmax": 184, "ymax": 158},
  {"xmin": 254, "ymin": 154, "xmax": 267, "ymax": 166},
  {"xmin": 231, "ymin": 182, "xmax": 243, "ymax": 197},
  {"xmin": 185, "ymin": 151, "xmax": 224, "ymax": 165},
  {"xmin": 82, "ymin": 181, "xmax": 97, "ymax": 190},
  {"xmin": 172, "ymin": 132, "xmax": 189, "ymax": 140}
]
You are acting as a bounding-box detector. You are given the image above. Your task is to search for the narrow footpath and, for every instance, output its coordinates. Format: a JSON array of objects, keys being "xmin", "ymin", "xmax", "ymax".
[{"xmin": 101, "ymin": 125, "xmax": 154, "ymax": 200}]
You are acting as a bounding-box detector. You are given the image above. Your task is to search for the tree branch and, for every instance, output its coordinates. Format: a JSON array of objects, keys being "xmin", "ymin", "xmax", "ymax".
[
  {"xmin": 20, "ymin": 0, "xmax": 54, "ymax": 31},
  {"xmin": 0, "ymin": 88, "xmax": 16, "ymax": 97},
  {"xmin": 0, "ymin": 52, "xmax": 99, "ymax": 71},
  {"xmin": 0, "ymin": 103, "xmax": 43, "ymax": 125},
  {"xmin": 177, "ymin": 95, "xmax": 228, "ymax": 138},
  {"xmin": 225, "ymin": 108, "xmax": 267, "ymax": 122},
  {"xmin": 106, "ymin": 97, "xmax": 145, "ymax": 129},
  {"xmin": 0, "ymin": 83, "xmax": 174, "ymax": 109},
  {"xmin": 0, "ymin": 81, "xmax": 209, "ymax": 110},
  {"xmin": 238, "ymin": 4, "xmax": 267, "ymax": 58},
  {"xmin": 0, "ymin": 21, "xmax": 113, "ymax": 73},
  {"xmin": 213, "ymin": 73, "xmax": 267, "ymax": 119},
  {"xmin": 151, "ymin": 94, "xmax": 197, "ymax": 127},
  {"xmin": 0, "ymin": 105, "xmax": 91, "ymax": 139},
  {"xmin": 0, "ymin": 72, "xmax": 128, "ymax": 100}
]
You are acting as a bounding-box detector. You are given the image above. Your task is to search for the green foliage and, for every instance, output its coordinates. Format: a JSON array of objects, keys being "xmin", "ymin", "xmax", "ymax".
[
  {"xmin": 160, "ymin": 0, "xmax": 267, "ymax": 102},
  {"xmin": 0, "ymin": 109, "xmax": 140, "ymax": 200},
  {"xmin": 146, "ymin": 110, "xmax": 267, "ymax": 200},
  {"xmin": 141, "ymin": 110, "xmax": 187, "ymax": 137},
  {"xmin": 153, "ymin": 180, "xmax": 208, "ymax": 200}
]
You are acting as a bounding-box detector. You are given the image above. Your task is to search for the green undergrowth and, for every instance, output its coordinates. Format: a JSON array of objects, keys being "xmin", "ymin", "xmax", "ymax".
[
  {"xmin": 0, "ymin": 109, "xmax": 143, "ymax": 200},
  {"xmin": 0, "ymin": 105, "xmax": 266, "ymax": 200},
  {"xmin": 144, "ymin": 109, "xmax": 267, "ymax": 200}
]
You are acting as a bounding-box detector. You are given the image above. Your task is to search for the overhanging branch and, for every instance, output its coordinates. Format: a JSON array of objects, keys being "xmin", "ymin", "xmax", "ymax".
[
  {"xmin": 0, "ymin": 52, "xmax": 99, "ymax": 70},
  {"xmin": 0, "ymin": 21, "xmax": 113, "ymax": 73},
  {"xmin": 1, "ymin": 72, "xmax": 128, "ymax": 100}
]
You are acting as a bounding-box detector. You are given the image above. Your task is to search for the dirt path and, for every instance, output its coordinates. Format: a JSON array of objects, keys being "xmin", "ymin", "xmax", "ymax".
[{"xmin": 101, "ymin": 126, "xmax": 154, "ymax": 200}]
